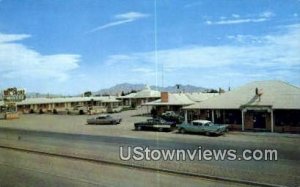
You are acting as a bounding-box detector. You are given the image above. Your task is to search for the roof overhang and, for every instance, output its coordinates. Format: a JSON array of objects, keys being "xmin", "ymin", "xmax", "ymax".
[
  {"xmin": 240, "ymin": 105, "xmax": 273, "ymax": 112},
  {"xmin": 143, "ymin": 103, "xmax": 193, "ymax": 106}
]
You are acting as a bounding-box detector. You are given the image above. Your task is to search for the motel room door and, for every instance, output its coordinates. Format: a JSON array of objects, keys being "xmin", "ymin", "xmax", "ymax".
[{"xmin": 253, "ymin": 112, "xmax": 266, "ymax": 129}]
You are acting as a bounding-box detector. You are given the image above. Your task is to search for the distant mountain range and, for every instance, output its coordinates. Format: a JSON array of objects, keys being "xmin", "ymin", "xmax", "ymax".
[
  {"xmin": 0, "ymin": 84, "xmax": 211, "ymax": 99},
  {"xmin": 25, "ymin": 92, "xmax": 66, "ymax": 98},
  {"xmin": 0, "ymin": 92, "xmax": 67, "ymax": 100},
  {"xmin": 93, "ymin": 83, "xmax": 209, "ymax": 96}
]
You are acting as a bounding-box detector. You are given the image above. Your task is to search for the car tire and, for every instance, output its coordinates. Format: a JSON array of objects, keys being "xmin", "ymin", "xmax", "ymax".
[
  {"xmin": 179, "ymin": 128, "xmax": 185, "ymax": 134},
  {"xmin": 205, "ymin": 132, "xmax": 211, "ymax": 136},
  {"xmin": 158, "ymin": 128, "xmax": 163, "ymax": 132},
  {"xmin": 136, "ymin": 126, "xmax": 142, "ymax": 131}
]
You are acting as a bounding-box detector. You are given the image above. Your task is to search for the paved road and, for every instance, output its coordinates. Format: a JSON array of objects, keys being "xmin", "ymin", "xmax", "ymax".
[
  {"xmin": 0, "ymin": 128, "xmax": 299, "ymax": 186},
  {"xmin": 0, "ymin": 148, "xmax": 251, "ymax": 187}
]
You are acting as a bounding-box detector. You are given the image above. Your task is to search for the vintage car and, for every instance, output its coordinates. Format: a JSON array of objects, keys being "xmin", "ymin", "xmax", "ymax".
[
  {"xmin": 134, "ymin": 118, "xmax": 176, "ymax": 132},
  {"xmin": 68, "ymin": 105, "xmax": 89, "ymax": 115},
  {"xmin": 178, "ymin": 120, "xmax": 229, "ymax": 136},
  {"xmin": 160, "ymin": 111, "xmax": 184, "ymax": 124},
  {"xmin": 86, "ymin": 114, "xmax": 122, "ymax": 125}
]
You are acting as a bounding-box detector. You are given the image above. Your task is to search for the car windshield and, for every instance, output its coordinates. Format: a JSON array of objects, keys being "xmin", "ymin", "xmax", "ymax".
[
  {"xmin": 98, "ymin": 115, "xmax": 109, "ymax": 119},
  {"xmin": 192, "ymin": 122, "xmax": 199, "ymax": 126},
  {"xmin": 204, "ymin": 122, "xmax": 214, "ymax": 126}
]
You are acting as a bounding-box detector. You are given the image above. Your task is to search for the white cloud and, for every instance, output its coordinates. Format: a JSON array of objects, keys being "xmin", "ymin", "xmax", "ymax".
[
  {"xmin": 114, "ymin": 12, "xmax": 148, "ymax": 20},
  {"xmin": 206, "ymin": 18, "xmax": 267, "ymax": 25},
  {"xmin": 0, "ymin": 33, "xmax": 80, "ymax": 82},
  {"xmin": 259, "ymin": 11, "xmax": 274, "ymax": 18},
  {"xmin": 104, "ymin": 24, "xmax": 300, "ymax": 83},
  {"xmin": 232, "ymin": 14, "xmax": 240, "ymax": 18},
  {"xmin": 0, "ymin": 33, "xmax": 30, "ymax": 43},
  {"xmin": 205, "ymin": 20, "xmax": 212, "ymax": 25},
  {"xmin": 88, "ymin": 11, "xmax": 149, "ymax": 33},
  {"xmin": 104, "ymin": 54, "xmax": 136, "ymax": 65},
  {"xmin": 131, "ymin": 68, "xmax": 154, "ymax": 74},
  {"xmin": 205, "ymin": 11, "xmax": 275, "ymax": 25},
  {"xmin": 226, "ymin": 35, "xmax": 264, "ymax": 44}
]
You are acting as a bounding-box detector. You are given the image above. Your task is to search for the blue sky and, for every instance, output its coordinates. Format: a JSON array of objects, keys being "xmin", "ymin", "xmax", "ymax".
[{"xmin": 0, "ymin": 0, "xmax": 299, "ymax": 94}]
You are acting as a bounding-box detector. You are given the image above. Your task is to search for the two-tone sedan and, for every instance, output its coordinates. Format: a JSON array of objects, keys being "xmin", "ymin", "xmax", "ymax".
[
  {"xmin": 178, "ymin": 120, "xmax": 228, "ymax": 136},
  {"xmin": 86, "ymin": 114, "xmax": 122, "ymax": 125},
  {"xmin": 134, "ymin": 118, "xmax": 176, "ymax": 132}
]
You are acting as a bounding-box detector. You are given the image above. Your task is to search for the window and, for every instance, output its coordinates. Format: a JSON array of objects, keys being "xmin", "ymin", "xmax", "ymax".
[{"xmin": 192, "ymin": 122, "xmax": 199, "ymax": 126}]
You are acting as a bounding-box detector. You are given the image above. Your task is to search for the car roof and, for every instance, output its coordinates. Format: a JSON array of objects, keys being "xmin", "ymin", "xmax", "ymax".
[
  {"xmin": 97, "ymin": 114, "xmax": 109, "ymax": 117},
  {"xmin": 191, "ymin": 120, "xmax": 211, "ymax": 123}
]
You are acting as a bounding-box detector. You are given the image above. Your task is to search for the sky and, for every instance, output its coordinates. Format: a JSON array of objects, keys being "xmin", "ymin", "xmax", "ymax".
[{"xmin": 0, "ymin": 0, "xmax": 300, "ymax": 94}]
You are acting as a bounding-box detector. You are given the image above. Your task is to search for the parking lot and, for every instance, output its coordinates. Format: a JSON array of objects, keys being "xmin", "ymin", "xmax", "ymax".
[{"xmin": 0, "ymin": 109, "xmax": 299, "ymax": 144}]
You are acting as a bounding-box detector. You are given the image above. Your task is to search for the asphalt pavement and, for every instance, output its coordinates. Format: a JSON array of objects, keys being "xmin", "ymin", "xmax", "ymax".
[
  {"xmin": 1, "ymin": 148, "xmax": 252, "ymax": 187},
  {"xmin": 0, "ymin": 127, "xmax": 299, "ymax": 186}
]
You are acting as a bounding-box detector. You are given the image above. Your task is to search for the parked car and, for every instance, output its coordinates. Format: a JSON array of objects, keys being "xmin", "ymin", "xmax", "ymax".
[
  {"xmin": 68, "ymin": 105, "xmax": 89, "ymax": 115},
  {"xmin": 178, "ymin": 120, "xmax": 229, "ymax": 136},
  {"xmin": 134, "ymin": 118, "xmax": 176, "ymax": 132},
  {"xmin": 160, "ymin": 111, "xmax": 184, "ymax": 124},
  {"xmin": 87, "ymin": 114, "xmax": 122, "ymax": 125}
]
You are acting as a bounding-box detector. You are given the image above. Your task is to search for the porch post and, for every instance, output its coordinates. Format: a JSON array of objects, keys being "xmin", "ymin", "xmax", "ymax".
[
  {"xmin": 211, "ymin": 110, "xmax": 215, "ymax": 123},
  {"xmin": 271, "ymin": 109, "xmax": 274, "ymax": 133},
  {"xmin": 184, "ymin": 110, "xmax": 188, "ymax": 123},
  {"xmin": 241, "ymin": 109, "xmax": 245, "ymax": 131}
]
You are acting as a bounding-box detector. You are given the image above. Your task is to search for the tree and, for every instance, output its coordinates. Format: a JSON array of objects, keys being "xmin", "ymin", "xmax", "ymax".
[
  {"xmin": 84, "ymin": 91, "xmax": 92, "ymax": 97},
  {"xmin": 206, "ymin": 89, "xmax": 219, "ymax": 93}
]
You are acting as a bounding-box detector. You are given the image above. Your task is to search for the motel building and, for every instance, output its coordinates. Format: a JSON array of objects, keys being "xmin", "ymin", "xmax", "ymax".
[
  {"xmin": 14, "ymin": 96, "xmax": 121, "ymax": 114},
  {"xmin": 117, "ymin": 93, "xmax": 137, "ymax": 107},
  {"xmin": 183, "ymin": 80, "xmax": 300, "ymax": 133},
  {"xmin": 117, "ymin": 85, "xmax": 161, "ymax": 108},
  {"xmin": 144, "ymin": 92, "xmax": 218, "ymax": 115}
]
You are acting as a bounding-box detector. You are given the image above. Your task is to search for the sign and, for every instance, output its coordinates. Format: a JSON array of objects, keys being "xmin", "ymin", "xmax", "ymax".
[{"xmin": 3, "ymin": 88, "xmax": 26, "ymax": 102}]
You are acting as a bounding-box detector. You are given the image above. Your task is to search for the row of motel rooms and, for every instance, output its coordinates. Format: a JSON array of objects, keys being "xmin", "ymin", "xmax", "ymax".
[{"xmin": 1, "ymin": 80, "xmax": 300, "ymax": 133}]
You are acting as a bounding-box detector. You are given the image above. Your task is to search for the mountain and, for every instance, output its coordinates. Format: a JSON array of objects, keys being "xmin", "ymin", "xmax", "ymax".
[
  {"xmin": 0, "ymin": 84, "xmax": 210, "ymax": 99},
  {"xmin": 93, "ymin": 83, "xmax": 209, "ymax": 96},
  {"xmin": 26, "ymin": 92, "xmax": 65, "ymax": 98},
  {"xmin": 156, "ymin": 85, "xmax": 208, "ymax": 93},
  {"xmin": 0, "ymin": 90, "xmax": 68, "ymax": 100}
]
